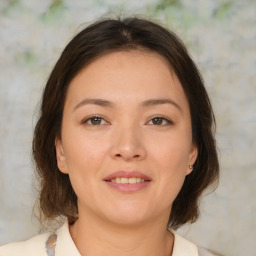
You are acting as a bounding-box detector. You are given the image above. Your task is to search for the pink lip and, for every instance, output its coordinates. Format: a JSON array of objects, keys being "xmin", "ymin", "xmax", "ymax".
[
  {"xmin": 103, "ymin": 170, "xmax": 152, "ymax": 193},
  {"xmin": 103, "ymin": 170, "xmax": 151, "ymax": 181}
]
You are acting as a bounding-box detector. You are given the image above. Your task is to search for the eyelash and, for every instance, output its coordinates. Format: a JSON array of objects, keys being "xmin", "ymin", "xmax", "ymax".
[
  {"xmin": 82, "ymin": 115, "xmax": 109, "ymax": 126},
  {"xmin": 81, "ymin": 116, "xmax": 173, "ymax": 126},
  {"xmin": 147, "ymin": 116, "xmax": 173, "ymax": 126}
]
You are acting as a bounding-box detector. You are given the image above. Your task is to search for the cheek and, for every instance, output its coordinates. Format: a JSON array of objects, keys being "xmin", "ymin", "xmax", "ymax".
[
  {"xmin": 60, "ymin": 136, "xmax": 107, "ymax": 198},
  {"xmin": 149, "ymin": 131, "xmax": 192, "ymax": 169},
  {"xmin": 62, "ymin": 129, "xmax": 108, "ymax": 170},
  {"xmin": 62, "ymin": 131, "xmax": 109, "ymax": 199},
  {"xmin": 148, "ymin": 133, "xmax": 191, "ymax": 200}
]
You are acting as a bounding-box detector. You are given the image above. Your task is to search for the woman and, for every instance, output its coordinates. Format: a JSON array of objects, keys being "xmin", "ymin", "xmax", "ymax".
[{"xmin": 0, "ymin": 16, "xmax": 219, "ymax": 256}]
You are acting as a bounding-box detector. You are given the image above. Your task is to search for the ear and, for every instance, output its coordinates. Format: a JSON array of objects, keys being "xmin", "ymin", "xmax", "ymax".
[
  {"xmin": 55, "ymin": 138, "xmax": 68, "ymax": 174},
  {"xmin": 186, "ymin": 144, "xmax": 198, "ymax": 175}
]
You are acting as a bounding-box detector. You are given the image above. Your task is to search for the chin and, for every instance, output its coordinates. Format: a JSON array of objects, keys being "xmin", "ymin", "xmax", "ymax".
[
  {"xmin": 108, "ymin": 214, "xmax": 149, "ymax": 226},
  {"xmin": 102, "ymin": 203, "xmax": 154, "ymax": 226}
]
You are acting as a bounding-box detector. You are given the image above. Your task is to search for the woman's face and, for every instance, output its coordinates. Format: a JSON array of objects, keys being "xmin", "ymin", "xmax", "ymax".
[{"xmin": 56, "ymin": 50, "xmax": 197, "ymax": 226}]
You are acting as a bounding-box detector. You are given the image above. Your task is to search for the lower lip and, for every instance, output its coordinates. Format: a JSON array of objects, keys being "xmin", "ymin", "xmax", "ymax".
[{"xmin": 104, "ymin": 181, "xmax": 151, "ymax": 193}]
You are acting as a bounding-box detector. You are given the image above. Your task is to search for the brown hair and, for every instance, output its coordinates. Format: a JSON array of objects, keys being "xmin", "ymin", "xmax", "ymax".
[{"xmin": 33, "ymin": 16, "xmax": 219, "ymax": 229}]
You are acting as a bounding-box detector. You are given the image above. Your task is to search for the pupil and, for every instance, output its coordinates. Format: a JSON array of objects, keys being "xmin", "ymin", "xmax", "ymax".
[
  {"xmin": 92, "ymin": 117, "xmax": 101, "ymax": 125},
  {"xmin": 153, "ymin": 118, "xmax": 162, "ymax": 125}
]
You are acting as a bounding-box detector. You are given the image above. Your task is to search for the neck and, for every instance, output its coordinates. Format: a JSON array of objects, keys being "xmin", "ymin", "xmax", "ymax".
[{"xmin": 69, "ymin": 209, "xmax": 174, "ymax": 256}]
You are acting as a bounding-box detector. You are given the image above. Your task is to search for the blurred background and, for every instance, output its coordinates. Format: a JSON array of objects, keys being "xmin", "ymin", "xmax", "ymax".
[{"xmin": 0, "ymin": 0, "xmax": 255, "ymax": 255}]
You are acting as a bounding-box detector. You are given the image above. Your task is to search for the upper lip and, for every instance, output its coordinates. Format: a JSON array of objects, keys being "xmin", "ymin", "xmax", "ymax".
[{"xmin": 103, "ymin": 170, "xmax": 152, "ymax": 181}]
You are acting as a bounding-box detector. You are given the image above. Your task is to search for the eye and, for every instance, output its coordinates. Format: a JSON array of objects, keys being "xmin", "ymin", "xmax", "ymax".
[
  {"xmin": 82, "ymin": 116, "xmax": 109, "ymax": 126},
  {"xmin": 147, "ymin": 117, "xmax": 172, "ymax": 126}
]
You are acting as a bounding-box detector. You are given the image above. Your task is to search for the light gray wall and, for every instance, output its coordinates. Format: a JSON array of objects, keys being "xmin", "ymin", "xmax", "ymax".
[{"xmin": 0, "ymin": 1, "xmax": 255, "ymax": 255}]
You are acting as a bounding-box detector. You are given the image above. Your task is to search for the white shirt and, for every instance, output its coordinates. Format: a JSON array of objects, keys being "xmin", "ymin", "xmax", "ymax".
[{"xmin": 0, "ymin": 221, "xmax": 214, "ymax": 256}]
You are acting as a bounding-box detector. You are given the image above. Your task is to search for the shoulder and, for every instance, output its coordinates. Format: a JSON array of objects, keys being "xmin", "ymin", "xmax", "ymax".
[
  {"xmin": 198, "ymin": 246, "xmax": 222, "ymax": 256},
  {"xmin": 169, "ymin": 228, "xmax": 221, "ymax": 256},
  {"xmin": 0, "ymin": 220, "xmax": 80, "ymax": 256},
  {"xmin": 169, "ymin": 229, "xmax": 198, "ymax": 256},
  {"xmin": 0, "ymin": 231, "xmax": 51, "ymax": 256}
]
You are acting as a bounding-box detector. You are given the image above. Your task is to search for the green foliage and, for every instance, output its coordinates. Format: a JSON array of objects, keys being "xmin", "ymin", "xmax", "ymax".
[
  {"xmin": 154, "ymin": 0, "xmax": 182, "ymax": 11},
  {"xmin": 15, "ymin": 50, "xmax": 38, "ymax": 69},
  {"xmin": 213, "ymin": 1, "xmax": 232, "ymax": 19},
  {"xmin": 146, "ymin": 0, "xmax": 196, "ymax": 31},
  {"xmin": 41, "ymin": 0, "xmax": 67, "ymax": 25},
  {"xmin": 1, "ymin": 0, "xmax": 19, "ymax": 15}
]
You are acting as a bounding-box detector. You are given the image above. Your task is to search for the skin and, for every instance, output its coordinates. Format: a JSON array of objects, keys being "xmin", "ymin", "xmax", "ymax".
[{"xmin": 55, "ymin": 50, "xmax": 198, "ymax": 256}]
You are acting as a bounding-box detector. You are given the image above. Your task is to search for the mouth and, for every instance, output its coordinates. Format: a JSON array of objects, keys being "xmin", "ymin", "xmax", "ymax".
[
  {"xmin": 103, "ymin": 171, "xmax": 152, "ymax": 192},
  {"xmin": 105, "ymin": 177, "xmax": 150, "ymax": 184}
]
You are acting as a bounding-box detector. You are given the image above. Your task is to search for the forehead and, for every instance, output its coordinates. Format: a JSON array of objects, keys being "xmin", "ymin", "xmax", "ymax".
[
  {"xmin": 65, "ymin": 50, "xmax": 189, "ymax": 111},
  {"xmin": 78, "ymin": 49, "xmax": 172, "ymax": 79}
]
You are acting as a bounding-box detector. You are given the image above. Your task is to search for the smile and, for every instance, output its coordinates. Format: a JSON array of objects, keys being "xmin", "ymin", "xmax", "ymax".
[
  {"xmin": 109, "ymin": 177, "xmax": 147, "ymax": 184},
  {"xmin": 103, "ymin": 171, "xmax": 152, "ymax": 193}
]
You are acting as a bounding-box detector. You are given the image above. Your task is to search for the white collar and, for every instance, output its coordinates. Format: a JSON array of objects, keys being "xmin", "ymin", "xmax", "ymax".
[
  {"xmin": 168, "ymin": 228, "xmax": 198, "ymax": 256},
  {"xmin": 54, "ymin": 220, "xmax": 198, "ymax": 256},
  {"xmin": 54, "ymin": 220, "xmax": 80, "ymax": 256}
]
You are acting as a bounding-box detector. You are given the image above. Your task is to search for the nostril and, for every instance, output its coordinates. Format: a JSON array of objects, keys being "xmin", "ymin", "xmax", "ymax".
[{"xmin": 115, "ymin": 153, "xmax": 140, "ymax": 158}]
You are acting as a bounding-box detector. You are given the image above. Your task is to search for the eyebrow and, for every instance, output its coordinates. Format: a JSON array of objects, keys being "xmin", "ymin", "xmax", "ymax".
[
  {"xmin": 73, "ymin": 99, "xmax": 114, "ymax": 111},
  {"xmin": 141, "ymin": 98, "xmax": 182, "ymax": 112},
  {"xmin": 73, "ymin": 98, "xmax": 182, "ymax": 112}
]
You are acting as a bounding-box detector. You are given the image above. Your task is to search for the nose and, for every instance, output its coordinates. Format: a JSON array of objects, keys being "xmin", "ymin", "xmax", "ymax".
[{"xmin": 110, "ymin": 125, "xmax": 147, "ymax": 161}]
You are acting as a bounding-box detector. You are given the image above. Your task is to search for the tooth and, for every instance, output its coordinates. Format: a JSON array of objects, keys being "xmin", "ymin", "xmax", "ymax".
[
  {"xmin": 120, "ymin": 178, "xmax": 128, "ymax": 184},
  {"xmin": 109, "ymin": 177, "xmax": 147, "ymax": 183},
  {"xmin": 136, "ymin": 178, "xmax": 141, "ymax": 183},
  {"xmin": 129, "ymin": 178, "xmax": 137, "ymax": 184}
]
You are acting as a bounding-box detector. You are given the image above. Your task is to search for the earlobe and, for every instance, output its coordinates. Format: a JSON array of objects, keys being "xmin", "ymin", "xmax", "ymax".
[
  {"xmin": 186, "ymin": 144, "xmax": 198, "ymax": 175},
  {"xmin": 55, "ymin": 138, "xmax": 68, "ymax": 174}
]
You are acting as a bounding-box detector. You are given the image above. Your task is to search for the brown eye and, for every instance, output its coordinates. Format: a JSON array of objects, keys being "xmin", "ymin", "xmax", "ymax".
[
  {"xmin": 83, "ymin": 116, "xmax": 108, "ymax": 125},
  {"xmin": 148, "ymin": 117, "xmax": 171, "ymax": 126},
  {"xmin": 152, "ymin": 117, "xmax": 163, "ymax": 125},
  {"xmin": 91, "ymin": 117, "xmax": 102, "ymax": 125}
]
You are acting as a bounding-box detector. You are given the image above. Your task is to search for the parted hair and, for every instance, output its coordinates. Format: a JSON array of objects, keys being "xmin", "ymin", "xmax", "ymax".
[{"xmin": 33, "ymin": 16, "xmax": 219, "ymax": 229}]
